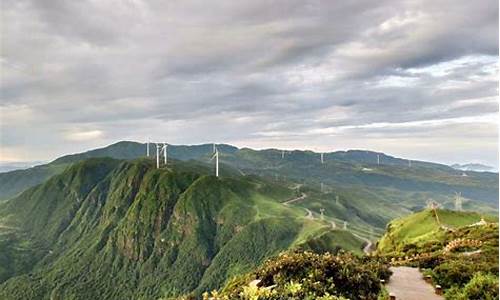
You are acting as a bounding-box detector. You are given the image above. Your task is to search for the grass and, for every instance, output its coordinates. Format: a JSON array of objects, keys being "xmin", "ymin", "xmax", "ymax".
[{"xmin": 377, "ymin": 208, "xmax": 497, "ymax": 254}]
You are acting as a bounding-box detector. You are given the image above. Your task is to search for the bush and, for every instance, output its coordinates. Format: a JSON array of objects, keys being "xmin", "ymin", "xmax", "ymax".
[
  {"xmin": 216, "ymin": 251, "xmax": 390, "ymax": 300},
  {"xmin": 432, "ymin": 259, "xmax": 476, "ymax": 288},
  {"xmin": 445, "ymin": 273, "xmax": 499, "ymax": 300}
]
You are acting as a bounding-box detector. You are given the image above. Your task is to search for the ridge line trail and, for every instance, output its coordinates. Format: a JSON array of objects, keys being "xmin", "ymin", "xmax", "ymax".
[{"xmin": 387, "ymin": 267, "xmax": 443, "ymax": 300}]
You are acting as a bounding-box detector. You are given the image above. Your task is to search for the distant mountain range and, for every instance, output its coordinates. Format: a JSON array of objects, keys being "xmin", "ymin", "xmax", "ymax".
[
  {"xmin": 451, "ymin": 163, "xmax": 497, "ymax": 172},
  {"xmin": 0, "ymin": 161, "xmax": 45, "ymax": 173}
]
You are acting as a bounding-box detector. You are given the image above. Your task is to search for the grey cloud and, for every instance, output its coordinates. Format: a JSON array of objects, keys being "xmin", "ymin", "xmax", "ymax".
[{"xmin": 0, "ymin": 0, "xmax": 497, "ymax": 166}]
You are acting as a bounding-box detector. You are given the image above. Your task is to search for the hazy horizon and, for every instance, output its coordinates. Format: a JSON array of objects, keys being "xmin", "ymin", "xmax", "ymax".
[{"xmin": 1, "ymin": 0, "xmax": 498, "ymax": 167}]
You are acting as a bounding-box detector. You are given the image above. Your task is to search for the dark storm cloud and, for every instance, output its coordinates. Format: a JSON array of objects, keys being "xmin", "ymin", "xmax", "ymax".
[{"xmin": 0, "ymin": 0, "xmax": 498, "ymax": 166}]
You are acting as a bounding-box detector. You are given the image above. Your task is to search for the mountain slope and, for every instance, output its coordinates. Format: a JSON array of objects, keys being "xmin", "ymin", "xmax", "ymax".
[
  {"xmin": 0, "ymin": 157, "xmax": 362, "ymax": 299},
  {"xmin": 377, "ymin": 209, "xmax": 498, "ymax": 254}
]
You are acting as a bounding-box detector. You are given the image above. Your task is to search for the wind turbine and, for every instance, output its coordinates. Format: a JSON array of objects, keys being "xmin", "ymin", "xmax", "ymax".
[
  {"xmin": 156, "ymin": 143, "xmax": 161, "ymax": 169},
  {"xmin": 281, "ymin": 150, "xmax": 285, "ymax": 159},
  {"xmin": 320, "ymin": 152, "xmax": 324, "ymax": 164},
  {"xmin": 211, "ymin": 147, "xmax": 219, "ymax": 177},
  {"xmin": 377, "ymin": 154, "xmax": 380, "ymax": 165},
  {"xmin": 146, "ymin": 140, "xmax": 150, "ymax": 157},
  {"xmin": 162, "ymin": 143, "xmax": 168, "ymax": 166}
]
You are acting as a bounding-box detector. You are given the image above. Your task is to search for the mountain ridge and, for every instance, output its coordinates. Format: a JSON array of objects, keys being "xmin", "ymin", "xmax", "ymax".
[
  {"xmin": 0, "ymin": 157, "xmax": 362, "ymax": 299},
  {"xmin": 1, "ymin": 141, "xmax": 498, "ymax": 211}
]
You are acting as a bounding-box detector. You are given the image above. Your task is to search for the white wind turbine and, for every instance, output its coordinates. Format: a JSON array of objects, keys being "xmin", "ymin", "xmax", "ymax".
[
  {"xmin": 320, "ymin": 152, "xmax": 324, "ymax": 164},
  {"xmin": 146, "ymin": 140, "xmax": 150, "ymax": 157},
  {"xmin": 377, "ymin": 154, "xmax": 380, "ymax": 165},
  {"xmin": 211, "ymin": 147, "xmax": 219, "ymax": 177},
  {"xmin": 156, "ymin": 143, "xmax": 161, "ymax": 168},
  {"xmin": 162, "ymin": 143, "xmax": 168, "ymax": 166}
]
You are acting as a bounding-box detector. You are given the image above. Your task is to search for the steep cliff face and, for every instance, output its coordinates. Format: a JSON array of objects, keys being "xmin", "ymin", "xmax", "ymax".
[{"xmin": 0, "ymin": 157, "xmax": 355, "ymax": 300}]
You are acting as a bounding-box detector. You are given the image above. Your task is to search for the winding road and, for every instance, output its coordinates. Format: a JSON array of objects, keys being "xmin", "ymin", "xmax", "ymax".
[
  {"xmin": 351, "ymin": 232, "xmax": 373, "ymax": 254},
  {"xmin": 283, "ymin": 193, "xmax": 307, "ymax": 205}
]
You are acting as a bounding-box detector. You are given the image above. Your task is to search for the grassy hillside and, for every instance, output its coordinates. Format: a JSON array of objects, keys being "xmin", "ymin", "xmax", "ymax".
[
  {"xmin": 0, "ymin": 157, "xmax": 364, "ymax": 300},
  {"xmin": 377, "ymin": 210, "xmax": 499, "ymax": 300},
  {"xmin": 377, "ymin": 209, "xmax": 497, "ymax": 254}
]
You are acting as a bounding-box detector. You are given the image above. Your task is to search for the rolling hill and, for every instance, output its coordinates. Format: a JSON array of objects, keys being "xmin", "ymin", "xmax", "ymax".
[{"xmin": 0, "ymin": 157, "xmax": 364, "ymax": 299}]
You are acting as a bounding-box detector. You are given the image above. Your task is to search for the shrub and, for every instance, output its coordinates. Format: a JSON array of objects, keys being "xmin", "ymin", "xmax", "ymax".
[
  {"xmin": 444, "ymin": 273, "xmax": 499, "ymax": 300},
  {"xmin": 217, "ymin": 251, "xmax": 390, "ymax": 300}
]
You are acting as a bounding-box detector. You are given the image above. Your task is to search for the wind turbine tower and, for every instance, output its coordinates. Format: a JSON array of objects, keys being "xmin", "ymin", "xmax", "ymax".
[
  {"xmin": 156, "ymin": 143, "xmax": 161, "ymax": 169},
  {"xmin": 146, "ymin": 140, "xmax": 150, "ymax": 157},
  {"xmin": 455, "ymin": 192, "xmax": 462, "ymax": 211},
  {"xmin": 377, "ymin": 154, "xmax": 380, "ymax": 165},
  {"xmin": 211, "ymin": 148, "xmax": 219, "ymax": 177},
  {"xmin": 281, "ymin": 150, "xmax": 285, "ymax": 159},
  {"xmin": 162, "ymin": 143, "xmax": 168, "ymax": 166},
  {"xmin": 320, "ymin": 153, "xmax": 324, "ymax": 164},
  {"xmin": 320, "ymin": 208, "xmax": 325, "ymax": 220}
]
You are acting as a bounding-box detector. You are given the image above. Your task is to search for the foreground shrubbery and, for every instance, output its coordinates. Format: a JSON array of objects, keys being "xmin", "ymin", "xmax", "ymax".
[
  {"xmin": 445, "ymin": 273, "xmax": 499, "ymax": 300},
  {"xmin": 189, "ymin": 251, "xmax": 391, "ymax": 300}
]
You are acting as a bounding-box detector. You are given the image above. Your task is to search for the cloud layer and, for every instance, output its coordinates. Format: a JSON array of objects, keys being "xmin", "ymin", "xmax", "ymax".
[{"xmin": 1, "ymin": 0, "xmax": 498, "ymax": 166}]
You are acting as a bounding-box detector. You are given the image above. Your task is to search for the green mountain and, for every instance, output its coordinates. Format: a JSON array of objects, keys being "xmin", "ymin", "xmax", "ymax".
[
  {"xmin": 0, "ymin": 157, "xmax": 364, "ymax": 299},
  {"xmin": 1, "ymin": 141, "xmax": 498, "ymax": 216}
]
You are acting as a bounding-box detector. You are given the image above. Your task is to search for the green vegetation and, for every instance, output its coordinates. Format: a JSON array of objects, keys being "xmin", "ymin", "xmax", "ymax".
[
  {"xmin": 0, "ymin": 142, "xmax": 497, "ymax": 299},
  {"xmin": 377, "ymin": 209, "xmax": 499, "ymax": 300},
  {"xmin": 0, "ymin": 157, "xmax": 364, "ymax": 300},
  {"xmin": 377, "ymin": 209, "xmax": 496, "ymax": 253},
  {"xmin": 188, "ymin": 251, "xmax": 391, "ymax": 300}
]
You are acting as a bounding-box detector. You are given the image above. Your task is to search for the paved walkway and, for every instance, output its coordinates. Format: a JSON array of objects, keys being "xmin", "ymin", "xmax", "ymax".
[{"xmin": 386, "ymin": 267, "xmax": 443, "ymax": 300}]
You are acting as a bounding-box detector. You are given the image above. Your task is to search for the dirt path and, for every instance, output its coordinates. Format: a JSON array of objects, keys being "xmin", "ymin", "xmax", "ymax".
[{"xmin": 386, "ymin": 267, "xmax": 443, "ymax": 300}]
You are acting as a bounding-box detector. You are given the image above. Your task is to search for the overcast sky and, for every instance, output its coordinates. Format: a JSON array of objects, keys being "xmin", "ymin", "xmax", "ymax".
[{"xmin": 1, "ymin": 0, "xmax": 498, "ymax": 167}]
